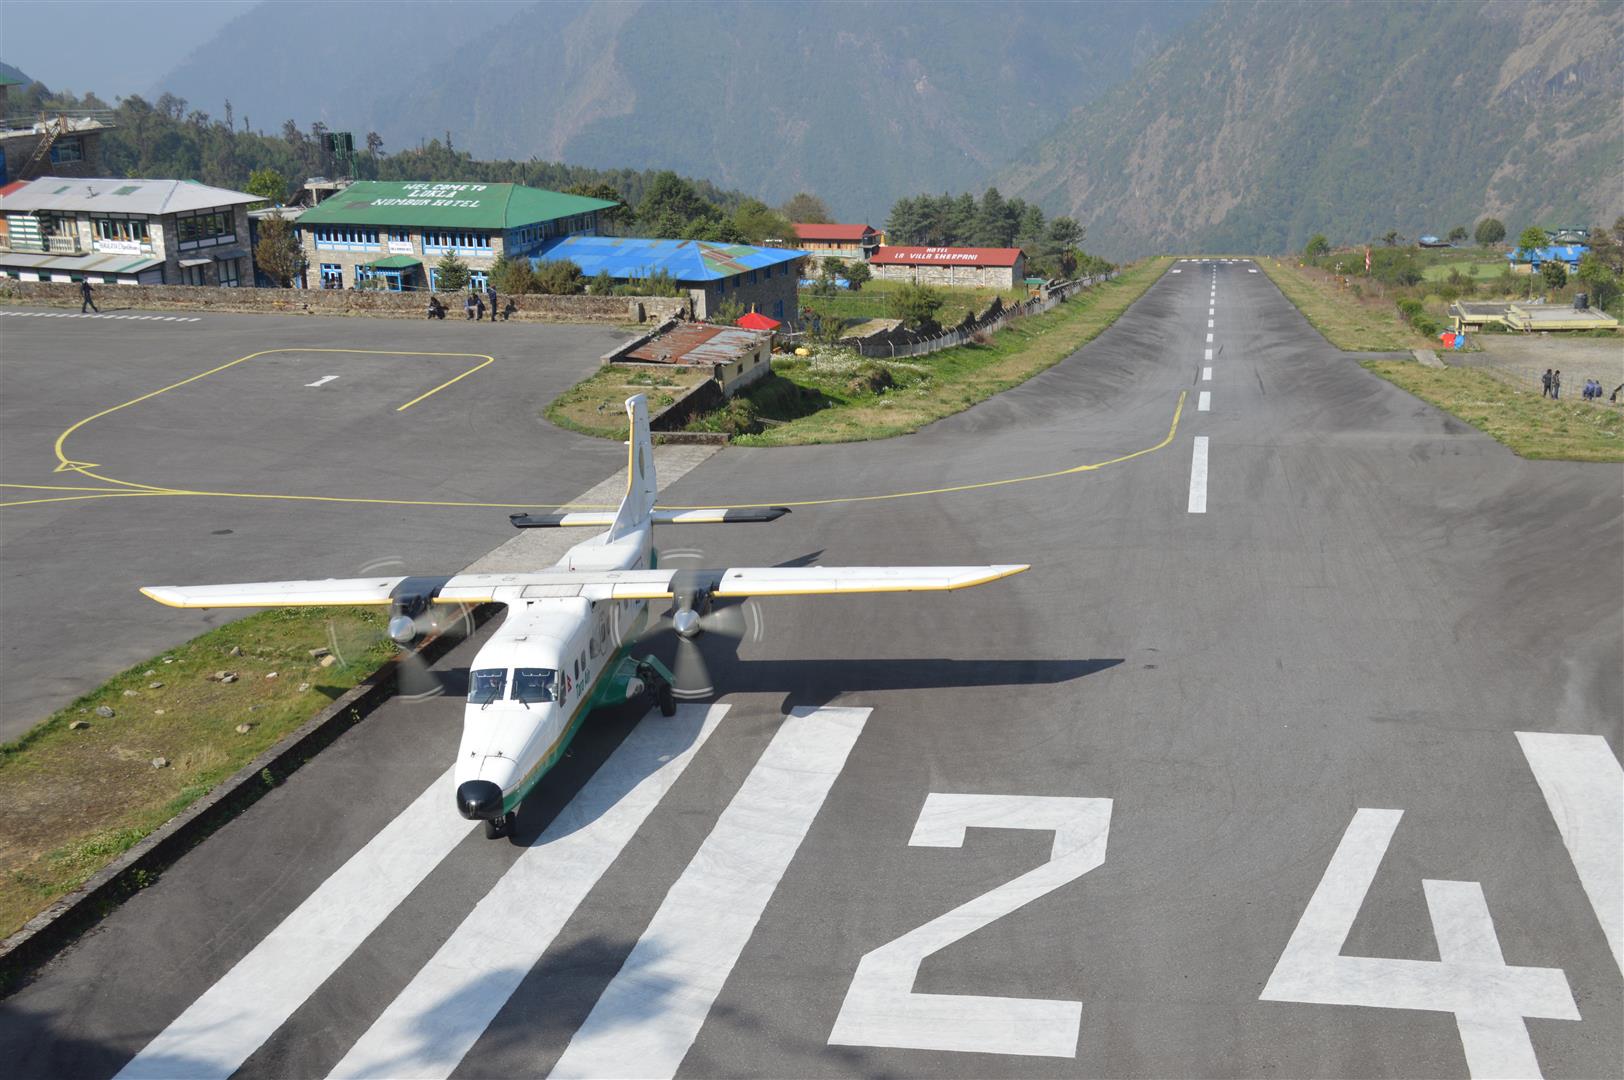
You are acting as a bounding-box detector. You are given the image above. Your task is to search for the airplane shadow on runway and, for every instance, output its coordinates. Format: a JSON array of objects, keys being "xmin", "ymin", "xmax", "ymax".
[{"xmin": 715, "ymin": 655, "xmax": 1123, "ymax": 711}]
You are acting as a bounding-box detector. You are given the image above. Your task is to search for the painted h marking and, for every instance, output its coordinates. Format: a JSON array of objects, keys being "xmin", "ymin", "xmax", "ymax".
[
  {"xmin": 1516, "ymin": 732, "xmax": 1623, "ymax": 974},
  {"xmin": 549, "ymin": 706, "xmax": 871, "ymax": 1080},
  {"xmin": 117, "ymin": 770, "xmax": 479, "ymax": 1080},
  {"xmin": 1187, "ymin": 436, "xmax": 1209, "ymax": 514},
  {"xmin": 328, "ymin": 705, "xmax": 730, "ymax": 1080}
]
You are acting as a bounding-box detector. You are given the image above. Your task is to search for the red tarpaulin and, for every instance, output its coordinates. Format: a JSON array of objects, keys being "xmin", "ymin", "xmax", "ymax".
[{"xmin": 736, "ymin": 311, "xmax": 781, "ymax": 331}]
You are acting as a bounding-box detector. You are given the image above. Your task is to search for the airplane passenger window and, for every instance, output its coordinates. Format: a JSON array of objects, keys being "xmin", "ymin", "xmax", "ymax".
[
  {"xmin": 511, "ymin": 668, "xmax": 556, "ymax": 703},
  {"xmin": 468, "ymin": 668, "xmax": 506, "ymax": 704}
]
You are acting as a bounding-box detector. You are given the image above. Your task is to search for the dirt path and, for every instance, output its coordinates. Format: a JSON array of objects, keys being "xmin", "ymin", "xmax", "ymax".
[{"xmin": 1453, "ymin": 333, "xmax": 1624, "ymax": 402}]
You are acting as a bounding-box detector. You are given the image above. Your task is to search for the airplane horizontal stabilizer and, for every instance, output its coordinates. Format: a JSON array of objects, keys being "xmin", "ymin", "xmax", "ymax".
[{"xmin": 509, "ymin": 507, "xmax": 791, "ymax": 529}]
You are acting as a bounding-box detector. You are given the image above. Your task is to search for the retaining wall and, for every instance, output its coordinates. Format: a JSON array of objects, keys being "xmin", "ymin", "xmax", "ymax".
[{"xmin": 0, "ymin": 280, "xmax": 690, "ymax": 324}]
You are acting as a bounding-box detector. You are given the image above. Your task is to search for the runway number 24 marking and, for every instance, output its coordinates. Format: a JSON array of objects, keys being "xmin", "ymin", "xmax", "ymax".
[{"xmin": 828, "ymin": 793, "xmax": 1112, "ymax": 1058}]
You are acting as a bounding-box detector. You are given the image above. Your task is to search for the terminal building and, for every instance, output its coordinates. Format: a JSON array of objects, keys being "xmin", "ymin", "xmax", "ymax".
[
  {"xmin": 869, "ymin": 246, "xmax": 1027, "ymax": 289},
  {"xmin": 530, "ymin": 235, "xmax": 806, "ymax": 322},
  {"xmin": 0, "ymin": 176, "xmax": 259, "ymax": 285},
  {"xmin": 293, "ymin": 180, "xmax": 618, "ymax": 292}
]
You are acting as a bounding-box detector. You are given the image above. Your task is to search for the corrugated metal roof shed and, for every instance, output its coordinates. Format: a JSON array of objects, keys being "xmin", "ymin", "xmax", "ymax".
[
  {"xmin": 295, "ymin": 180, "xmax": 617, "ymax": 229},
  {"xmin": 0, "ymin": 176, "xmax": 258, "ymax": 215},
  {"xmin": 531, "ymin": 235, "xmax": 806, "ymax": 282},
  {"xmin": 625, "ymin": 322, "xmax": 769, "ymax": 365}
]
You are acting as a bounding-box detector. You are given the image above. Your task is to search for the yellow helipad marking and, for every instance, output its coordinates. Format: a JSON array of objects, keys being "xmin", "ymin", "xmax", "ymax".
[{"xmin": 38, "ymin": 347, "xmax": 494, "ymax": 497}]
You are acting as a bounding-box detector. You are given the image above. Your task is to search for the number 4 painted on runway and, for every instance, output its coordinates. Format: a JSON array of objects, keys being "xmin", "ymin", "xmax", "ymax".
[
  {"xmin": 1261, "ymin": 808, "xmax": 1579, "ymax": 1079},
  {"xmin": 828, "ymin": 793, "xmax": 1111, "ymax": 1058}
]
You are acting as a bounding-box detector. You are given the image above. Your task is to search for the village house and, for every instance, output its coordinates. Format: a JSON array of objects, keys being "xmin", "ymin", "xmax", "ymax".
[{"xmin": 0, "ymin": 176, "xmax": 259, "ymax": 285}]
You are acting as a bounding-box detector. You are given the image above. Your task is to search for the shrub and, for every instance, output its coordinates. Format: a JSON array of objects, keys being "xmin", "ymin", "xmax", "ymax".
[
  {"xmin": 489, "ymin": 255, "xmax": 536, "ymax": 296},
  {"xmin": 887, "ymin": 280, "xmax": 946, "ymax": 332},
  {"xmin": 845, "ymin": 362, "xmax": 895, "ymax": 397},
  {"xmin": 533, "ymin": 259, "xmax": 585, "ymax": 295},
  {"xmin": 587, "ymin": 270, "xmax": 616, "ymax": 296}
]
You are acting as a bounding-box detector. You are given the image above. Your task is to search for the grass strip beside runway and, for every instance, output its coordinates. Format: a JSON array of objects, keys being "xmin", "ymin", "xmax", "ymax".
[
  {"xmin": 1258, "ymin": 257, "xmax": 1430, "ymax": 351},
  {"xmin": 1363, "ymin": 361, "xmax": 1624, "ymax": 462},
  {"xmin": 0, "ymin": 610, "xmax": 395, "ymax": 939},
  {"xmin": 737, "ymin": 257, "xmax": 1171, "ymax": 446}
]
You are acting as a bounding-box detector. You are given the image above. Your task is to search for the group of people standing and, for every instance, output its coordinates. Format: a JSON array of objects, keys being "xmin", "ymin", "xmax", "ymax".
[
  {"xmin": 426, "ymin": 284, "xmax": 504, "ymax": 321},
  {"xmin": 1542, "ymin": 368, "xmax": 1620, "ymax": 402}
]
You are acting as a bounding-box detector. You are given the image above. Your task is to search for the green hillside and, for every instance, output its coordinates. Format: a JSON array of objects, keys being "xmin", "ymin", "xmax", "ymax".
[{"xmin": 1000, "ymin": 0, "xmax": 1624, "ymax": 258}]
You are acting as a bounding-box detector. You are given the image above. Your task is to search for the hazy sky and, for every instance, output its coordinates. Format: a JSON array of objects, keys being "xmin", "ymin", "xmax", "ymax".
[{"xmin": 1, "ymin": 0, "xmax": 258, "ymax": 98}]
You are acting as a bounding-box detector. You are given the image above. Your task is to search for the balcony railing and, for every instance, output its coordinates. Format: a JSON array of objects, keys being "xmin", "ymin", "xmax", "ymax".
[
  {"xmin": 1, "ymin": 109, "xmax": 117, "ymax": 133},
  {"xmin": 0, "ymin": 235, "xmax": 85, "ymax": 255}
]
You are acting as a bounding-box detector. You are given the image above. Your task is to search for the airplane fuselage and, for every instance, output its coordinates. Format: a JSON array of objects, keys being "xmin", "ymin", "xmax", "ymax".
[{"xmin": 452, "ymin": 523, "xmax": 655, "ymax": 824}]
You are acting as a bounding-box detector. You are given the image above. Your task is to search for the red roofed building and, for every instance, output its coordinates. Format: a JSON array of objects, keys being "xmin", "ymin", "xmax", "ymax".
[
  {"xmin": 869, "ymin": 246, "xmax": 1027, "ymax": 289},
  {"xmin": 792, "ymin": 222, "xmax": 881, "ymax": 262}
]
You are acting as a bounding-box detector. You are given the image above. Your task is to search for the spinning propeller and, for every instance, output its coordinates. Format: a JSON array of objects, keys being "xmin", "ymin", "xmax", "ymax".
[{"xmin": 333, "ymin": 559, "xmax": 470, "ymax": 700}]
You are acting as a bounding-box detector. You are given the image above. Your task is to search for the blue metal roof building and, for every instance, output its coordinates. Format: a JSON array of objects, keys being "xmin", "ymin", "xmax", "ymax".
[
  {"xmin": 529, "ymin": 235, "xmax": 806, "ymax": 282},
  {"xmin": 528, "ymin": 235, "xmax": 808, "ymax": 323}
]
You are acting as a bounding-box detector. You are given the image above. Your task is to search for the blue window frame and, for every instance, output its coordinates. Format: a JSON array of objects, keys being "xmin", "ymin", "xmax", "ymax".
[
  {"xmin": 422, "ymin": 230, "xmax": 492, "ymax": 253},
  {"xmin": 468, "ymin": 270, "xmax": 489, "ymax": 292},
  {"xmin": 319, "ymin": 263, "xmax": 343, "ymax": 289},
  {"xmin": 313, "ymin": 226, "xmax": 380, "ymax": 250}
]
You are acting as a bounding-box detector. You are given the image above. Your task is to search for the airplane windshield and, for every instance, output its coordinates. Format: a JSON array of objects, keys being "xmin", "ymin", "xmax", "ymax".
[
  {"xmin": 512, "ymin": 668, "xmax": 557, "ymax": 703},
  {"xmin": 468, "ymin": 668, "xmax": 506, "ymax": 704}
]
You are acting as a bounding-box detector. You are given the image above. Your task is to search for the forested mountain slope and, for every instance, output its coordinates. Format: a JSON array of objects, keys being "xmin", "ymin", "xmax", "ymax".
[
  {"xmin": 999, "ymin": 0, "xmax": 1624, "ymax": 258},
  {"xmin": 154, "ymin": 0, "xmax": 1203, "ymax": 219}
]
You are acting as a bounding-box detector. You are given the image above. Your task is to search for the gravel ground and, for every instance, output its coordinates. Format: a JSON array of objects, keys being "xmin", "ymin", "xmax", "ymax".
[{"xmin": 1453, "ymin": 333, "xmax": 1624, "ymax": 401}]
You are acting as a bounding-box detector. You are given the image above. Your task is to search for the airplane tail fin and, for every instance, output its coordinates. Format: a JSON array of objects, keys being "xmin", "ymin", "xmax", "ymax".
[{"xmin": 608, "ymin": 395, "xmax": 657, "ymax": 541}]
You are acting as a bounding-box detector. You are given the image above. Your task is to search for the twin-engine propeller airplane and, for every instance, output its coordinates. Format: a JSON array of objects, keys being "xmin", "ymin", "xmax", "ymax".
[{"xmin": 142, "ymin": 396, "xmax": 1027, "ymax": 838}]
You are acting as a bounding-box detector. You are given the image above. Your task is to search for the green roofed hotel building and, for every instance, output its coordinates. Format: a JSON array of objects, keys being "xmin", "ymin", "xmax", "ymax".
[{"xmin": 293, "ymin": 180, "xmax": 618, "ymax": 292}]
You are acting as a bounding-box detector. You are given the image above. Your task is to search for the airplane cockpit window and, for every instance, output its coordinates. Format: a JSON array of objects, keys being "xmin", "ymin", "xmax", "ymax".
[
  {"xmin": 468, "ymin": 668, "xmax": 506, "ymax": 704},
  {"xmin": 512, "ymin": 668, "xmax": 557, "ymax": 703}
]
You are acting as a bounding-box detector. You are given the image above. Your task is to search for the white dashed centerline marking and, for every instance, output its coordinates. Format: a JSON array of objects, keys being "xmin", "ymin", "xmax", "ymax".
[
  {"xmin": 1187, "ymin": 437, "xmax": 1209, "ymax": 514},
  {"xmin": 1198, "ymin": 391, "xmax": 1211, "ymax": 412},
  {"xmin": 1207, "ymin": 319, "xmax": 1214, "ymax": 328},
  {"xmin": 1204, "ymin": 348, "xmax": 1213, "ymax": 361},
  {"xmin": 1202, "ymin": 367, "xmax": 1212, "ymax": 381},
  {"xmin": 1206, "ymin": 333, "xmax": 1214, "ymax": 343}
]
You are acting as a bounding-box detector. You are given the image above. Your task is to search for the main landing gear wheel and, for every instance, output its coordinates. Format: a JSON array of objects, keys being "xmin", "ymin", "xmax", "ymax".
[
  {"xmin": 637, "ymin": 661, "xmax": 678, "ymax": 717},
  {"xmin": 484, "ymin": 811, "xmax": 515, "ymax": 839}
]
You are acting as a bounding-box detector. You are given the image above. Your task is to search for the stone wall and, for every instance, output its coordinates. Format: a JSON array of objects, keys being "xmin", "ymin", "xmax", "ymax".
[{"xmin": 0, "ymin": 279, "xmax": 690, "ymax": 324}]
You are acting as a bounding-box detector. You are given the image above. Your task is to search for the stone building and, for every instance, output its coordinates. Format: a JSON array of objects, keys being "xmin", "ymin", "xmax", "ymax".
[
  {"xmin": 531, "ymin": 235, "xmax": 806, "ymax": 322},
  {"xmin": 293, "ymin": 180, "xmax": 617, "ymax": 292},
  {"xmin": 869, "ymin": 246, "xmax": 1027, "ymax": 289},
  {"xmin": 0, "ymin": 176, "xmax": 259, "ymax": 285},
  {"xmin": 608, "ymin": 321, "xmax": 773, "ymax": 394}
]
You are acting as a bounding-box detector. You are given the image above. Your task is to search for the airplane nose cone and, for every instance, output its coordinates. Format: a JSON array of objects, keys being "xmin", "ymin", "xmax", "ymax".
[{"xmin": 456, "ymin": 780, "xmax": 505, "ymax": 820}]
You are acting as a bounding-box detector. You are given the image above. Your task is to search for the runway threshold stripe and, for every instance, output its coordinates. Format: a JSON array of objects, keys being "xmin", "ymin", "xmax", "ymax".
[
  {"xmin": 1187, "ymin": 436, "xmax": 1209, "ymax": 514},
  {"xmin": 115, "ymin": 769, "xmax": 478, "ymax": 1080},
  {"xmin": 1515, "ymin": 732, "xmax": 1623, "ymax": 974},
  {"xmin": 548, "ymin": 706, "xmax": 871, "ymax": 1080},
  {"xmin": 327, "ymin": 705, "xmax": 729, "ymax": 1080}
]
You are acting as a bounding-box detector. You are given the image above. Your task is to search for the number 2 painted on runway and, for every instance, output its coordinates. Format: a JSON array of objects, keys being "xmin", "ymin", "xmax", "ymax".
[{"xmin": 828, "ymin": 793, "xmax": 1112, "ymax": 1058}]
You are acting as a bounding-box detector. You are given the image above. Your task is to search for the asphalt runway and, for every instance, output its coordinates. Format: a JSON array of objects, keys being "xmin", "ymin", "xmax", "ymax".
[
  {"xmin": 2, "ymin": 264, "xmax": 1620, "ymax": 1079},
  {"xmin": 0, "ymin": 310, "xmax": 632, "ymax": 738}
]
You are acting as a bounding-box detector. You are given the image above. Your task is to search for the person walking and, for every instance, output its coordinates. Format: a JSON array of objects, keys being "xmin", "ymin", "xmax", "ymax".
[
  {"xmin": 1551, "ymin": 369, "xmax": 1561, "ymax": 400},
  {"xmin": 80, "ymin": 279, "xmax": 99, "ymax": 313},
  {"xmin": 486, "ymin": 283, "xmax": 499, "ymax": 322},
  {"xmin": 1541, "ymin": 368, "xmax": 1553, "ymax": 397}
]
